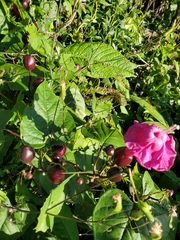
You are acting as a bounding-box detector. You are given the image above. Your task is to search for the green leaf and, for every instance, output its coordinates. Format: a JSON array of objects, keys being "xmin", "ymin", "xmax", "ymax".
[
  {"xmin": 13, "ymin": 0, "xmax": 30, "ymax": 19},
  {"xmin": 0, "ymin": 63, "xmax": 29, "ymax": 91},
  {"xmin": 81, "ymin": 120, "xmax": 124, "ymax": 146},
  {"xmin": 0, "ymin": 196, "xmax": 37, "ymax": 240},
  {"xmin": 141, "ymin": 171, "xmax": 160, "ymax": 196},
  {"xmin": 122, "ymin": 229, "xmax": 147, "ymax": 240},
  {"xmin": 22, "ymin": 223, "xmax": 58, "ymax": 240},
  {"xmin": 0, "ymin": 0, "xmax": 9, "ymax": 34},
  {"xmin": 65, "ymin": 174, "xmax": 89, "ymax": 204},
  {"xmin": 81, "ymin": 120, "xmax": 110, "ymax": 143},
  {"xmin": 29, "ymin": 32, "xmax": 53, "ymax": 57},
  {"xmin": 0, "ymin": 190, "xmax": 7, "ymax": 202},
  {"xmin": 138, "ymin": 171, "xmax": 166, "ymax": 201},
  {"xmin": 93, "ymin": 100, "xmax": 112, "ymax": 119},
  {"xmin": 131, "ymin": 95, "xmax": 168, "ymax": 127},
  {"xmin": 74, "ymin": 191, "xmax": 96, "ymax": 228},
  {"xmin": 64, "ymin": 42, "xmax": 136, "ymax": 78},
  {"xmin": 81, "ymin": 120, "xmax": 113, "ymax": 144},
  {"xmin": 133, "ymin": 199, "xmax": 178, "ymax": 240},
  {"xmin": 65, "ymin": 83, "xmax": 86, "ymax": 119},
  {"xmin": 35, "ymin": 175, "xmax": 74, "ymax": 233},
  {"xmin": 53, "ymin": 204, "xmax": 79, "ymax": 240},
  {"xmin": 0, "ymin": 130, "xmax": 4, "ymax": 151},
  {"xmin": 15, "ymin": 179, "xmax": 43, "ymax": 206},
  {"xmin": 0, "ymin": 109, "xmax": 13, "ymax": 128},
  {"xmin": 93, "ymin": 189, "xmax": 134, "ymax": 240},
  {"xmin": 20, "ymin": 81, "xmax": 75, "ymax": 148},
  {"xmin": 103, "ymin": 129, "xmax": 125, "ymax": 148}
]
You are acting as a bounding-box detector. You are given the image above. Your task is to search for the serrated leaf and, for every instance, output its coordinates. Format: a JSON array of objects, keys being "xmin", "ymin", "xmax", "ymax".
[
  {"xmin": 20, "ymin": 81, "xmax": 75, "ymax": 148},
  {"xmin": 93, "ymin": 189, "xmax": 134, "ymax": 240},
  {"xmin": 64, "ymin": 42, "xmax": 136, "ymax": 78},
  {"xmin": 131, "ymin": 95, "xmax": 168, "ymax": 127},
  {"xmin": 35, "ymin": 175, "xmax": 74, "ymax": 233}
]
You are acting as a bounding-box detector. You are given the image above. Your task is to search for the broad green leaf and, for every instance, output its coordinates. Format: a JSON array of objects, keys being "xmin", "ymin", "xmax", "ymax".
[
  {"xmin": 135, "ymin": 171, "xmax": 168, "ymax": 201},
  {"xmin": 0, "ymin": 0, "xmax": 9, "ymax": 34},
  {"xmin": 94, "ymin": 100, "xmax": 112, "ymax": 119},
  {"xmin": 0, "ymin": 109, "xmax": 13, "ymax": 128},
  {"xmin": 141, "ymin": 171, "xmax": 160, "ymax": 197},
  {"xmin": 22, "ymin": 223, "xmax": 58, "ymax": 240},
  {"xmin": 64, "ymin": 42, "xmax": 136, "ymax": 78},
  {"xmin": 29, "ymin": 33, "xmax": 53, "ymax": 57},
  {"xmin": 81, "ymin": 120, "xmax": 124, "ymax": 146},
  {"xmin": 35, "ymin": 175, "xmax": 74, "ymax": 233},
  {"xmin": 65, "ymin": 83, "xmax": 86, "ymax": 119},
  {"xmin": 53, "ymin": 204, "xmax": 79, "ymax": 240},
  {"xmin": 104, "ymin": 128, "xmax": 125, "ymax": 148},
  {"xmin": 0, "ymin": 130, "xmax": 4, "ymax": 151},
  {"xmin": 15, "ymin": 179, "xmax": 43, "ymax": 206},
  {"xmin": 73, "ymin": 129, "xmax": 89, "ymax": 150},
  {"xmin": 0, "ymin": 63, "xmax": 29, "ymax": 91},
  {"xmin": 0, "ymin": 196, "xmax": 37, "ymax": 240},
  {"xmin": 81, "ymin": 120, "xmax": 114, "ymax": 144},
  {"xmin": 133, "ymin": 199, "xmax": 178, "ymax": 240},
  {"xmin": 65, "ymin": 174, "xmax": 89, "ymax": 204},
  {"xmin": 59, "ymin": 54, "xmax": 77, "ymax": 73},
  {"xmin": 122, "ymin": 229, "xmax": 147, "ymax": 240},
  {"xmin": 75, "ymin": 148, "xmax": 94, "ymax": 172},
  {"xmin": 20, "ymin": 81, "xmax": 75, "ymax": 148},
  {"xmin": 0, "ymin": 133, "xmax": 14, "ymax": 164},
  {"xmin": 131, "ymin": 95, "xmax": 168, "ymax": 127},
  {"xmin": 39, "ymin": 1, "xmax": 58, "ymax": 32},
  {"xmin": 93, "ymin": 189, "xmax": 134, "ymax": 240},
  {"xmin": 74, "ymin": 191, "xmax": 96, "ymax": 228},
  {"xmin": 0, "ymin": 190, "xmax": 7, "ymax": 202}
]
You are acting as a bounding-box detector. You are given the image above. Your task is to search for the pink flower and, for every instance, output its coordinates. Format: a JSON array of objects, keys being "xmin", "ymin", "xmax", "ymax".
[{"xmin": 124, "ymin": 120, "xmax": 177, "ymax": 171}]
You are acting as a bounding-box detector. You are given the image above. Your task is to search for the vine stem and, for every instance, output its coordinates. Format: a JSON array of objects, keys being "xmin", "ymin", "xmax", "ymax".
[
  {"xmin": 93, "ymin": 144, "xmax": 104, "ymax": 174},
  {"xmin": 4, "ymin": 129, "xmax": 20, "ymax": 138},
  {"xmin": 28, "ymin": 70, "xmax": 32, "ymax": 92},
  {"xmin": 128, "ymin": 168, "xmax": 139, "ymax": 202},
  {"xmin": 63, "ymin": 160, "xmax": 107, "ymax": 179},
  {"xmin": 0, "ymin": 92, "xmax": 13, "ymax": 103},
  {"xmin": 46, "ymin": 176, "xmax": 110, "ymax": 213}
]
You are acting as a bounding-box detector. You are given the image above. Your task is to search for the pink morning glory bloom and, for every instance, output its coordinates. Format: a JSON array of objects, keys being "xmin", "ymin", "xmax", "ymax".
[{"xmin": 124, "ymin": 120, "xmax": 177, "ymax": 171}]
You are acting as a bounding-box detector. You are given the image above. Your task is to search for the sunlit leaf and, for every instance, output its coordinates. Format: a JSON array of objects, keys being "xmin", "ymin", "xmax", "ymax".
[
  {"xmin": 20, "ymin": 81, "xmax": 75, "ymax": 148},
  {"xmin": 0, "ymin": 196, "xmax": 37, "ymax": 240},
  {"xmin": 64, "ymin": 42, "xmax": 136, "ymax": 78},
  {"xmin": 35, "ymin": 175, "xmax": 74, "ymax": 233},
  {"xmin": 131, "ymin": 95, "xmax": 168, "ymax": 127},
  {"xmin": 93, "ymin": 189, "xmax": 134, "ymax": 240}
]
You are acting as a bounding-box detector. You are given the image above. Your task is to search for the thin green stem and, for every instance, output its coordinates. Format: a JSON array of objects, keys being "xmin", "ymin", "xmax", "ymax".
[{"xmin": 128, "ymin": 168, "xmax": 139, "ymax": 202}]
